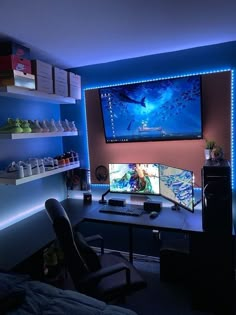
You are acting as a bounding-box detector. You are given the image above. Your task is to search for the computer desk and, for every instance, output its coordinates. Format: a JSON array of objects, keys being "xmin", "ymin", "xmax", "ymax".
[{"xmin": 61, "ymin": 198, "xmax": 203, "ymax": 263}]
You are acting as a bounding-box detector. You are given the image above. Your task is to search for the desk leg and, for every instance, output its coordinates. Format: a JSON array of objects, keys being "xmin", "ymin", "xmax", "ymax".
[{"xmin": 128, "ymin": 226, "xmax": 133, "ymax": 264}]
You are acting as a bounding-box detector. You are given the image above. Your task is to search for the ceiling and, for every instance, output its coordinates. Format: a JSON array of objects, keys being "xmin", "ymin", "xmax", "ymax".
[{"xmin": 0, "ymin": 0, "xmax": 236, "ymax": 69}]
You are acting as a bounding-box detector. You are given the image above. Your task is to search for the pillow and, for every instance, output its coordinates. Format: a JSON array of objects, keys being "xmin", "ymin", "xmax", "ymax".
[{"xmin": 74, "ymin": 232, "xmax": 101, "ymax": 272}]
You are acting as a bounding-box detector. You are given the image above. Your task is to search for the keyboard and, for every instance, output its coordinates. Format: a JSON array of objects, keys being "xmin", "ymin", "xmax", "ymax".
[{"xmin": 99, "ymin": 205, "xmax": 143, "ymax": 217}]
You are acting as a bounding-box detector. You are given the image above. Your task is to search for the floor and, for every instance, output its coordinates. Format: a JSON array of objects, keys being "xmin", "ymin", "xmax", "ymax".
[
  {"xmin": 118, "ymin": 257, "xmax": 216, "ymax": 315},
  {"xmin": 49, "ymin": 249, "xmax": 233, "ymax": 315}
]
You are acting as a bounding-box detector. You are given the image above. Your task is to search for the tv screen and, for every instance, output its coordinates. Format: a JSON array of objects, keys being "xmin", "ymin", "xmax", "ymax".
[
  {"xmin": 159, "ymin": 164, "xmax": 194, "ymax": 212},
  {"xmin": 99, "ymin": 75, "xmax": 202, "ymax": 143},
  {"xmin": 109, "ymin": 163, "xmax": 160, "ymax": 195}
]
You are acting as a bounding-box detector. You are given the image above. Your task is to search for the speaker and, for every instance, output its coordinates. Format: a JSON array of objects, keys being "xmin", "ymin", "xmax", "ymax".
[
  {"xmin": 144, "ymin": 201, "xmax": 162, "ymax": 213},
  {"xmin": 202, "ymin": 160, "xmax": 232, "ymax": 233}
]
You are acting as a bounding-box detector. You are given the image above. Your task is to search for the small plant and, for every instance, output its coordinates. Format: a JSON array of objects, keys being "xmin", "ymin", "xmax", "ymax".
[{"xmin": 205, "ymin": 139, "xmax": 216, "ymax": 150}]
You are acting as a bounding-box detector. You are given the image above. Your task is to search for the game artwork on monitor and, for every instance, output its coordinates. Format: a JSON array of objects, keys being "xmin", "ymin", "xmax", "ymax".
[
  {"xmin": 159, "ymin": 164, "xmax": 194, "ymax": 212},
  {"xmin": 109, "ymin": 163, "xmax": 160, "ymax": 195},
  {"xmin": 99, "ymin": 75, "xmax": 202, "ymax": 143}
]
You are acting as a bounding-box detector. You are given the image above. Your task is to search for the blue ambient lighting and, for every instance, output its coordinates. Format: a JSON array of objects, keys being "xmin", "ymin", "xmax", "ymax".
[
  {"xmin": 85, "ymin": 68, "xmax": 234, "ymax": 188},
  {"xmin": 231, "ymin": 70, "xmax": 234, "ymax": 189},
  {"xmin": 1, "ymin": 69, "xmax": 234, "ymax": 230},
  {"xmin": 0, "ymin": 204, "xmax": 44, "ymax": 230}
]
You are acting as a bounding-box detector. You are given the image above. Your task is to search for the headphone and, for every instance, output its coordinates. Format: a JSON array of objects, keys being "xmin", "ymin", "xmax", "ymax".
[{"xmin": 95, "ymin": 165, "xmax": 108, "ymax": 182}]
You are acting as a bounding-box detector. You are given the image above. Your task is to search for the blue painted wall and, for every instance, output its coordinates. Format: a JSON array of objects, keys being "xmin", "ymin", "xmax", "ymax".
[{"xmin": 0, "ymin": 97, "xmax": 70, "ymax": 230}]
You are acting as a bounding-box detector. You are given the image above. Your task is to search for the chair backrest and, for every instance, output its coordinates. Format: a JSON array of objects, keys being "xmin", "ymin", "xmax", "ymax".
[{"xmin": 45, "ymin": 198, "xmax": 89, "ymax": 287}]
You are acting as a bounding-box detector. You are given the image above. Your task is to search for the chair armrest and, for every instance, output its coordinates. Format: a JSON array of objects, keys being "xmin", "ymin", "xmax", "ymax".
[
  {"xmin": 80, "ymin": 262, "xmax": 131, "ymax": 285},
  {"xmin": 84, "ymin": 234, "xmax": 104, "ymax": 254}
]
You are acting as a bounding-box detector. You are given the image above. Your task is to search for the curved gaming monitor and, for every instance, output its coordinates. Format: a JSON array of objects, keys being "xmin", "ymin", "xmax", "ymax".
[
  {"xmin": 109, "ymin": 163, "xmax": 160, "ymax": 195},
  {"xmin": 159, "ymin": 164, "xmax": 194, "ymax": 212}
]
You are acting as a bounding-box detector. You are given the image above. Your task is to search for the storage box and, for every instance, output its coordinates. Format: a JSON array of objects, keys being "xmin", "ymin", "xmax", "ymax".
[
  {"xmin": 0, "ymin": 55, "xmax": 32, "ymax": 73},
  {"xmin": 53, "ymin": 67, "xmax": 68, "ymax": 83},
  {"xmin": 35, "ymin": 75, "xmax": 53, "ymax": 94},
  {"xmin": 0, "ymin": 70, "xmax": 35, "ymax": 90},
  {"xmin": 31, "ymin": 60, "xmax": 52, "ymax": 80},
  {"xmin": 69, "ymin": 84, "xmax": 81, "ymax": 99},
  {"xmin": 53, "ymin": 80, "xmax": 68, "ymax": 97},
  {"xmin": 68, "ymin": 72, "xmax": 81, "ymax": 86},
  {"xmin": 68, "ymin": 72, "xmax": 81, "ymax": 99},
  {"xmin": 0, "ymin": 41, "xmax": 30, "ymax": 59}
]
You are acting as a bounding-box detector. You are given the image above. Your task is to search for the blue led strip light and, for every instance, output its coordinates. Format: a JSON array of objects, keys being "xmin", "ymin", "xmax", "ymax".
[
  {"xmin": 231, "ymin": 70, "xmax": 234, "ymax": 189},
  {"xmin": 85, "ymin": 68, "xmax": 234, "ymax": 189},
  {"xmin": 85, "ymin": 68, "xmax": 232, "ymax": 90},
  {"xmin": 82, "ymin": 89, "xmax": 91, "ymax": 169}
]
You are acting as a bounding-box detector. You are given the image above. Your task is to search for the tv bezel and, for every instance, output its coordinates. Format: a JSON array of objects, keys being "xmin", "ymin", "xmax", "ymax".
[
  {"xmin": 159, "ymin": 163, "xmax": 195, "ymax": 213},
  {"xmin": 98, "ymin": 75, "xmax": 203, "ymax": 144}
]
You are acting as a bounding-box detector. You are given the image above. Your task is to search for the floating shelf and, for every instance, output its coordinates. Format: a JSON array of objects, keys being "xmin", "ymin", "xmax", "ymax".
[
  {"xmin": 0, "ymin": 163, "xmax": 80, "ymax": 185},
  {"xmin": 0, "ymin": 86, "xmax": 77, "ymax": 104},
  {"xmin": 0, "ymin": 131, "xmax": 78, "ymax": 140}
]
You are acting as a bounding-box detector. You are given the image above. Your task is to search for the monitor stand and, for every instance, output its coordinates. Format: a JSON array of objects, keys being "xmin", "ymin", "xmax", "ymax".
[
  {"xmin": 99, "ymin": 189, "xmax": 110, "ymax": 204},
  {"xmin": 171, "ymin": 203, "xmax": 181, "ymax": 211}
]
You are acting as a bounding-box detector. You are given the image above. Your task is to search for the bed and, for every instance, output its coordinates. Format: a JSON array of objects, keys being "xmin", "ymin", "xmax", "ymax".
[{"xmin": 0, "ymin": 271, "xmax": 138, "ymax": 315}]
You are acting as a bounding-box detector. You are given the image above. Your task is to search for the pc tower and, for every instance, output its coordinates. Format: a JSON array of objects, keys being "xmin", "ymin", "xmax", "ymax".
[
  {"xmin": 201, "ymin": 159, "xmax": 232, "ymax": 234},
  {"xmin": 192, "ymin": 160, "xmax": 235, "ymax": 314}
]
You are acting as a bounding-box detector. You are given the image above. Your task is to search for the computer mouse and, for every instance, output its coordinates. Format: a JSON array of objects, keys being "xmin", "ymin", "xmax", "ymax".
[{"xmin": 149, "ymin": 211, "xmax": 159, "ymax": 219}]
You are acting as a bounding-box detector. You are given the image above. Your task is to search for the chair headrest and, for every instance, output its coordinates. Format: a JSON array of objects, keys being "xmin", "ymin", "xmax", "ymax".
[{"xmin": 45, "ymin": 198, "xmax": 70, "ymax": 224}]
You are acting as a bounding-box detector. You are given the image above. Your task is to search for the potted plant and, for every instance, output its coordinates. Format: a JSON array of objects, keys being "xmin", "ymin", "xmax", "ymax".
[{"xmin": 205, "ymin": 139, "xmax": 216, "ymax": 160}]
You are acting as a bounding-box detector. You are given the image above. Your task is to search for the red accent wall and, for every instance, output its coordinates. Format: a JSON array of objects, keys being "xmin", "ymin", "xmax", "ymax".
[{"xmin": 86, "ymin": 71, "xmax": 231, "ymax": 187}]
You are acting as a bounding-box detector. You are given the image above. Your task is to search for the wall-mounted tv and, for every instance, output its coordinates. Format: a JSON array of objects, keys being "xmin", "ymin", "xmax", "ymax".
[
  {"xmin": 109, "ymin": 163, "xmax": 160, "ymax": 195},
  {"xmin": 99, "ymin": 75, "xmax": 202, "ymax": 143}
]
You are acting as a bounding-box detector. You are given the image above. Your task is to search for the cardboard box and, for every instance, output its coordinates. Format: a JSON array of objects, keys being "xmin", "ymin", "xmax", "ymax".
[
  {"xmin": 0, "ymin": 70, "xmax": 35, "ymax": 90},
  {"xmin": 68, "ymin": 72, "xmax": 81, "ymax": 86},
  {"xmin": 68, "ymin": 72, "xmax": 81, "ymax": 99},
  {"xmin": 31, "ymin": 60, "xmax": 52, "ymax": 80},
  {"xmin": 53, "ymin": 80, "xmax": 68, "ymax": 97},
  {"xmin": 0, "ymin": 55, "xmax": 32, "ymax": 73},
  {"xmin": 69, "ymin": 84, "xmax": 81, "ymax": 99},
  {"xmin": 35, "ymin": 75, "xmax": 53, "ymax": 94},
  {"xmin": 0, "ymin": 41, "xmax": 30, "ymax": 59},
  {"xmin": 53, "ymin": 67, "xmax": 68, "ymax": 83}
]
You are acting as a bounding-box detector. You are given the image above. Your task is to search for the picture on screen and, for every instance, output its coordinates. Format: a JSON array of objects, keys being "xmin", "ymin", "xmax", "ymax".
[
  {"xmin": 99, "ymin": 75, "xmax": 202, "ymax": 143},
  {"xmin": 109, "ymin": 163, "xmax": 160, "ymax": 195},
  {"xmin": 159, "ymin": 164, "xmax": 194, "ymax": 212}
]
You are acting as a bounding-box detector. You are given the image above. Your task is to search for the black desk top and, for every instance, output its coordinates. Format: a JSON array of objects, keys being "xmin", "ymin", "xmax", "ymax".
[{"xmin": 61, "ymin": 198, "xmax": 203, "ymax": 233}]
